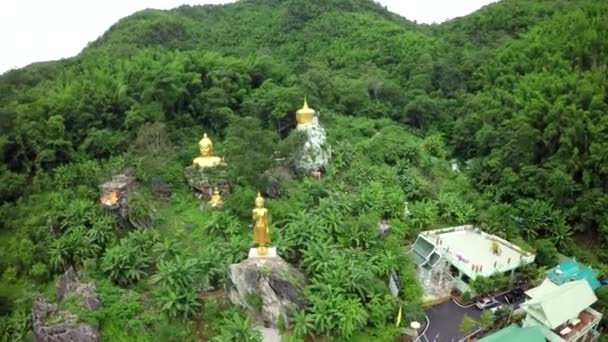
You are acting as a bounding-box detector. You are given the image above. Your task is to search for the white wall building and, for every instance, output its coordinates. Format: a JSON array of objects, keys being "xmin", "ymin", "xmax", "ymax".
[{"xmin": 409, "ymin": 225, "xmax": 536, "ymax": 300}]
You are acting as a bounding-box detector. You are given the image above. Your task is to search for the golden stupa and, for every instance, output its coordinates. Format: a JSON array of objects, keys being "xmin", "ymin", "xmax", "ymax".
[
  {"xmin": 193, "ymin": 133, "xmax": 224, "ymax": 168},
  {"xmin": 296, "ymin": 97, "xmax": 315, "ymax": 127}
]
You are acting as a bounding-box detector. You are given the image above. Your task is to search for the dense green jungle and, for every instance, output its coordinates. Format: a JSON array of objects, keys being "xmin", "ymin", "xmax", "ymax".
[{"xmin": 1, "ymin": 0, "xmax": 608, "ymax": 340}]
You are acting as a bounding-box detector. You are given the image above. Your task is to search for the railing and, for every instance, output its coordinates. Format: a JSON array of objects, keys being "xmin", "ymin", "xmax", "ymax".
[{"xmin": 547, "ymin": 308, "xmax": 602, "ymax": 342}]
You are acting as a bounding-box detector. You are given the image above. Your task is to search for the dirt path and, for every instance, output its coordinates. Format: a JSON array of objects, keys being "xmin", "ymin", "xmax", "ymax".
[{"xmin": 194, "ymin": 290, "xmax": 225, "ymax": 341}]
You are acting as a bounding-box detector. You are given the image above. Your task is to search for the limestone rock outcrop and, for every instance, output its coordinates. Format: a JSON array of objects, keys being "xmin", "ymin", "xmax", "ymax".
[
  {"xmin": 264, "ymin": 166, "xmax": 294, "ymax": 198},
  {"xmin": 295, "ymin": 117, "xmax": 331, "ymax": 174},
  {"xmin": 184, "ymin": 165, "xmax": 230, "ymax": 200},
  {"xmin": 32, "ymin": 268, "xmax": 101, "ymax": 342},
  {"xmin": 32, "ymin": 297, "xmax": 99, "ymax": 342},
  {"xmin": 225, "ymin": 256, "xmax": 307, "ymax": 327},
  {"xmin": 56, "ymin": 267, "xmax": 101, "ymax": 311}
]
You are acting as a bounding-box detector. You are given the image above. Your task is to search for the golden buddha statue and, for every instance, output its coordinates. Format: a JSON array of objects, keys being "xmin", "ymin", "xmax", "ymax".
[
  {"xmin": 296, "ymin": 97, "xmax": 315, "ymax": 127},
  {"xmin": 252, "ymin": 192, "xmax": 270, "ymax": 255},
  {"xmin": 208, "ymin": 187, "xmax": 223, "ymax": 208},
  {"xmin": 193, "ymin": 133, "xmax": 224, "ymax": 168}
]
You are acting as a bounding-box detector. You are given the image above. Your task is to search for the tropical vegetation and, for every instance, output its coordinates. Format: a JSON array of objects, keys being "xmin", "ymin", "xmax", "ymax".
[{"xmin": 1, "ymin": 0, "xmax": 608, "ymax": 340}]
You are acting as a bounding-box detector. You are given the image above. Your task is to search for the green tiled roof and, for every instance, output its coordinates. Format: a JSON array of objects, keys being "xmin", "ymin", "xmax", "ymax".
[
  {"xmin": 479, "ymin": 324, "xmax": 544, "ymax": 342},
  {"xmin": 521, "ymin": 280, "xmax": 597, "ymax": 329},
  {"xmin": 547, "ymin": 258, "xmax": 601, "ymax": 290}
]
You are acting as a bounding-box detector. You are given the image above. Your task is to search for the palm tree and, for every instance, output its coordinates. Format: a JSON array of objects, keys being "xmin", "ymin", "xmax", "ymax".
[
  {"xmin": 87, "ymin": 215, "xmax": 115, "ymax": 249},
  {"xmin": 410, "ymin": 200, "xmax": 438, "ymax": 230},
  {"xmin": 335, "ymin": 296, "xmax": 367, "ymax": 338},
  {"xmin": 550, "ymin": 221, "xmax": 573, "ymax": 250}
]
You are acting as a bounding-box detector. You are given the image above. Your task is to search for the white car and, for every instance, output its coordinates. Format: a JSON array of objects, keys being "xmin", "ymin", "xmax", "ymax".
[
  {"xmin": 475, "ymin": 297, "xmax": 500, "ymax": 310},
  {"xmin": 490, "ymin": 304, "xmax": 509, "ymax": 313}
]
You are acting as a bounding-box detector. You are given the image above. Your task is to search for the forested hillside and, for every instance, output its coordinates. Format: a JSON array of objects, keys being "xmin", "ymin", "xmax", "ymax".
[{"xmin": 1, "ymin": 0, "xmax": 608, "ymax": 340}]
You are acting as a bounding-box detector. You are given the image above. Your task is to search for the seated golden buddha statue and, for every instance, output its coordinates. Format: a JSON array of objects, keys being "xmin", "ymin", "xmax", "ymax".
[
  {"xmin": 193, "ymin": 133, "xmax": 224, "ymax": 168},
  {"xmin": 208, "ymin": 187, "xmax": 223, "ymax": 208},
  {"xmin": 296, "ymin": 97, "xmax": 315, "ymax": 128}
]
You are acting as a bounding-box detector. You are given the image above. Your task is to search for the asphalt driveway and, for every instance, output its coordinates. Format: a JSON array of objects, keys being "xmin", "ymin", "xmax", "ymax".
[
  {"xmin": 422, "ymin": 289, "xmax": 525, "ymax": 342},
  {"xmin": 424, "ymin": 300, "xmax": 481, "ymax": 342}
]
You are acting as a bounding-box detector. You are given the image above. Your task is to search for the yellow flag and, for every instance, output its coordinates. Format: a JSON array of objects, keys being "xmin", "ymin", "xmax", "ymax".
[{"xmin": 395, "ymin": 305, "xmax": 403, "ymax": 327}]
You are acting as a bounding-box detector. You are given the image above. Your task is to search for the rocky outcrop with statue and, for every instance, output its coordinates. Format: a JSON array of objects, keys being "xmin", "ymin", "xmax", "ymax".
[
  {"xmin": 32, "ymin": 267, "xmax": 101, "ymax": 342},
  {"xmin": 185, "ymin": 133, "xmax": 230, "ymax": 200},
  {"xmin": 225, "ymin": 193, "xmax": 308, "ymax": 329},
  {"xmin": 184, "ymin": 164, "xmax": 230, "ymax": 200},
  {"xmin": 225, "ymin": 254, "xmax": 308, "ymax": 328},
  {"xmin": 293, "ymin": 99, "xmax": 331, "ymax": 175}
]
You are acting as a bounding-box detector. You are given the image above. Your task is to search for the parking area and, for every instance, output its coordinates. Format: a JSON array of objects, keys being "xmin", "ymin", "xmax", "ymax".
[
  {"xmin": 424, "ymin": 299, "xmax": 481, "ymax": 342},
  {"xmin": 422, "ymin": 289, "xmax": 526, "ymax": 342}
]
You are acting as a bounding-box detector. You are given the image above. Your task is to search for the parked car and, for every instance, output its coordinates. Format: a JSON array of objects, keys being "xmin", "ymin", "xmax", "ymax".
[
  {"xmin": 490, "ymin": 304, "xmax": 511, "ymax": 313},
  {"xmin": 475, "ymin": 297, "xmax": 500, "ymax": 310},
  {"xmin": 504, "ymin": 288, "xmax": 525, "ymax": 304}
]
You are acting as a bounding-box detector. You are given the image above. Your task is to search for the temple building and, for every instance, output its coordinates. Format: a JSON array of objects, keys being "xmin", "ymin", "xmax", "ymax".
[
  {"xmin": 521, "ymin": 280, "xmax": 602, "ymax": 341},
  {"xmin": 409, "ymin": 225, "xmax": 536, "ymax": 300}
]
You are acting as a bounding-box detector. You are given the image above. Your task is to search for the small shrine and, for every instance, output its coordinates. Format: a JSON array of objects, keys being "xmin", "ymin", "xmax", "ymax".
[{"xmin": 99, "ymin": 170, "xmax": 136, "ymax": 220}]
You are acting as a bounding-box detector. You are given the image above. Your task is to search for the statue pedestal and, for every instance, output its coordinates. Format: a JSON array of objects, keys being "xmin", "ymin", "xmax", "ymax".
[
  {"xmin": 226, "ymin": 252, "xmax": 307, "ymax": 327},
  {"xmin": 248, "ymin": 247, "xmax": 277, "ymax": 259}
]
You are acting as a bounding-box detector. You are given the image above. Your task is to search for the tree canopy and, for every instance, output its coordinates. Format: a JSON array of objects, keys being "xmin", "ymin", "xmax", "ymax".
[{"xmin": 1, "ymin": 0, "xmax": 608, "ymax": 340}]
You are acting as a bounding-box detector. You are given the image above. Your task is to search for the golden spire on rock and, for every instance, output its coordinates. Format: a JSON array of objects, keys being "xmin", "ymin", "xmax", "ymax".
[
  {"xmin": 193, "ymin": 133, "xmax": 224, "ymax": 168},
  {"xmin": 252, "ymin": 192, "xmax": 270, "ymax": 255},
  {"xmin": 296, "ymin": 97, "xmax": 315, "ymax": 127}
]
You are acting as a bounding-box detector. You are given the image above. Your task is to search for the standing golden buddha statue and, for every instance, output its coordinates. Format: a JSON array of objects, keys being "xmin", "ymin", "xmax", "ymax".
[
  {"xmin": 252, "ymin": 192, "xmax": 270, "ymax": 255},
  {"xmin": 193, "ymin": 133, "xmax": 224, "ymax": 168}
]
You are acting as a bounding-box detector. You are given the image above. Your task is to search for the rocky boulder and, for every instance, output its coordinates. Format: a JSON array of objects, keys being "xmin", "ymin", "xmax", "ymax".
[
  {"xmin": 264, "ymin": 166, "xmax": 294, "ymax": 198},
  {"xmin": 32, "ymin": 297, "xmax": 99, "ymax": 342},
  {"xmin": 56, "ymin": 267, "xmax": 101, "ymax": 310},
  {"xmin": 184, "ymin": 165, "xmax": 230, "ymax": 200},
  {"xmin": 225, "ymin": 256, "xmax": 307, "ymax": 327},
  {"xmin": 151, "ymin": 176, "xmax": 172, "ymax": 199}
]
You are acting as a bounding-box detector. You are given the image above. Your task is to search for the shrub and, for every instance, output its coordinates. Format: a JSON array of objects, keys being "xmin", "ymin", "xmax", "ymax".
[
  {"xmin": 101, "ymin": 230, "xmax": 159, "ymax": 286},
  {"xmin": 462, "ymin": 291, "xmax": 472, "ymax": 303},
  {"xmin": 30, "ymin": 263, "xmax": 49, "ymax": 283},
  {"xmin": 534, "ymin": 239, "xmax": 558, "ymax": 266},
  {"xmin": 212, "ymin": 309, "xmax": 262, "ymax": 342},
  {"xmin": 2, "ymin": 267, "xmax": 17, "ymax": 284},
  {"xmin": 245, "ymin": 293, "xmax": 263, "ymax": 313},
  {"xmin": 0, "ymin": 296, "xmax": 12, "ymax": 316}
]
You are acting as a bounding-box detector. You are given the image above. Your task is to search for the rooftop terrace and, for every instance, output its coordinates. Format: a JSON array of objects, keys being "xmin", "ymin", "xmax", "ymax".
[{"xmin": 421, "ymin": 225, "xmax": 535, "ymax": 279}]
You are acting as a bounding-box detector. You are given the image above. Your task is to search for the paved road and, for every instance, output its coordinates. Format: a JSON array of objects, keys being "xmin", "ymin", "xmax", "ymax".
[
  {"xmin": 424, "ymin": 300, "xmax": 481, "ymax": 342},
  {"xmin": 423, "ymin": 289, "xmax": 525, "ymax": 342}
]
